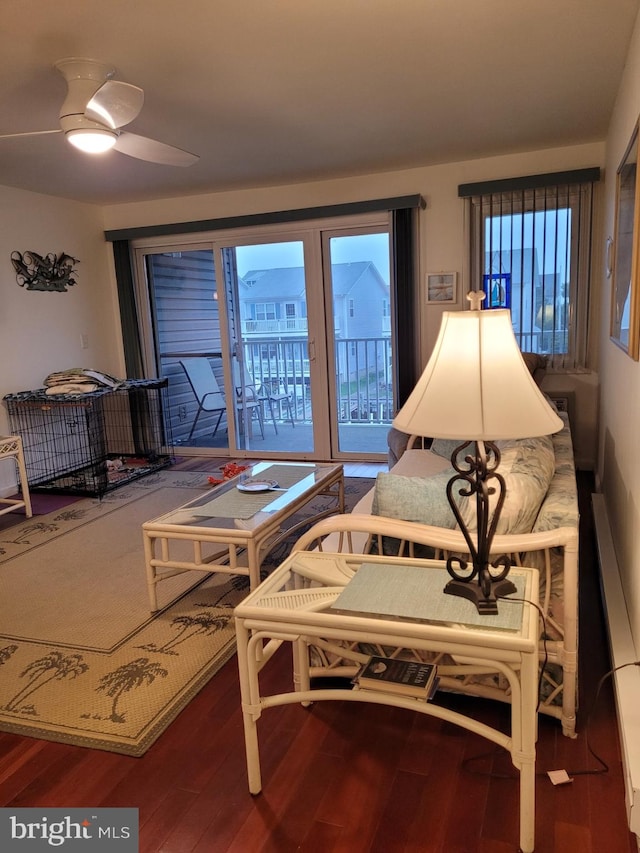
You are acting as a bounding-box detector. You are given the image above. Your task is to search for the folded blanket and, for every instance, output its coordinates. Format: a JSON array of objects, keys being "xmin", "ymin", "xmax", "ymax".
[
  {"xmin": 43, "ymin": 368, "xmax": 123, "ymax": 393},
  {"xmin": 44, "ymin": 382, "xmax": 99, "ymax": 395}
]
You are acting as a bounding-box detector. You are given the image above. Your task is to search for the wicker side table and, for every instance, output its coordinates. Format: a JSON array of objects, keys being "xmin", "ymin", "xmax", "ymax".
[
  {"xmin": 0, "ymin": 435, "xmax": 32, "ymax": 518},
  {"xmin": 235, "ymin": 551, "xmax": 540, "ymax": 853}
]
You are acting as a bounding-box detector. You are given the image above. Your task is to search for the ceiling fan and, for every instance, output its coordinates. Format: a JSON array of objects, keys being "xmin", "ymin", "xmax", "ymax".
[{"xmin": 0, "ymin": 57, "xmax": 199, "ymax": 167}]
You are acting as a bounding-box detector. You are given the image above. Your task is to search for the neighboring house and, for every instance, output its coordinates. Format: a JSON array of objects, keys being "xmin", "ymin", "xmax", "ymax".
[
  {"xmin": 239, "ymin": 261, "xmax": 391, "ymax": 403},
  {"xmin": 485, "ymin": 248, "xmax": 540, "ymax": 330},
  {"xmin": 239, "ymin": 261, "xmax": 390, "ymax": 340},
  {"xmin": 240, "ymin": 267, "xmax": 308, "ymax": 337},
  {"xmin": 484, "ymin": 249, "xmax": 568, "ymax": 354}
]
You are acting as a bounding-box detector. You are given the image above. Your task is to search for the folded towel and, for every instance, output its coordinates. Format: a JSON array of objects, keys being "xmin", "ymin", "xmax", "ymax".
[{"xmin": 44, "ymin": 382, "xmax": 99, "ymax": 395}]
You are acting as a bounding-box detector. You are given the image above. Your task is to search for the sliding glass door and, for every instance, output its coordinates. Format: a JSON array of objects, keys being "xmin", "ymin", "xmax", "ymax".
[
  {"xmin": 323, "ymin": 230, "xmax": 392, "ymax": 455},
  {"xmin": 219, "ymin": 238, "xmax": 316, "ymax": 455},
  {"xmin": 133, "ymin": 213, "xmax": 394, "ymax": 461},
  {"xmin": 141, "ymin": 247, "xmax": 231, "ymax": 452}
]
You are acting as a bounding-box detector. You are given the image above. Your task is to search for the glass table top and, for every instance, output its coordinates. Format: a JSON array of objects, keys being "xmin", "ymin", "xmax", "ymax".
[{"xmin": 145, "ymin": 461, "xmax": 342, "ymax": 532}]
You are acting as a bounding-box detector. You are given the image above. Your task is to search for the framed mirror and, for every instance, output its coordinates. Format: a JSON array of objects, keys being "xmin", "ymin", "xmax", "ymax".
[{"xmin": 611, "ymin": 119, "xmax": 640, "ymax": 359}]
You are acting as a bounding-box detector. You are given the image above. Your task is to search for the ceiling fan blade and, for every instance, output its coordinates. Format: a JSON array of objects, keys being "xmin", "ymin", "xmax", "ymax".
[
  {"xmin": 113, "ymin": 131, "xmax": 199, "ymax": 167},
  {"xmin": 85, "ymin": 80, "xmax": 144, "ymax": 129},
  {"xmin": 0, "ymin": 129, "xmax": 61, "ymax": 140}
]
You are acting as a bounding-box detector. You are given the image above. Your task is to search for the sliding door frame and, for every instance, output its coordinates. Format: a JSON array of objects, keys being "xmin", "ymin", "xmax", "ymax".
[{"xmin": 126, "ymin": 202, "xmax": 421, "ymax": 460}]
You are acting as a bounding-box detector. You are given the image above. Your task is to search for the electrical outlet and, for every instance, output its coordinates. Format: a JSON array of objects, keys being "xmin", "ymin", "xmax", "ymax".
[{"xmin": 80, "ymin": 334, "xmax": 89, "ymax": 349}]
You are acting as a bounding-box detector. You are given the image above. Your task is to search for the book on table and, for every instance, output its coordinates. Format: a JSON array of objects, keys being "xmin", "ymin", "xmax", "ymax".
[{"xmin": 355, "ymin": 655, "xmax": 438, "ymax": 700}]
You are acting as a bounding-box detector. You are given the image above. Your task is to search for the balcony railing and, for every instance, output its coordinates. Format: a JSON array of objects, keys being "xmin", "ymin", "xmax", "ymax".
[
  {"xmin": 517, "ymin": 328, "xmax": 569, "ymax": 355},
  {"xmin": 244, "ymin": 336, "xmax": 394, "ymax": 424},
  {"xmin": 161, "ymin": 336, "xmax": 395, "ymax": 447},
  {"xmin": 241, "ymin": 318, "xmax": 308, "ymax": 334}
]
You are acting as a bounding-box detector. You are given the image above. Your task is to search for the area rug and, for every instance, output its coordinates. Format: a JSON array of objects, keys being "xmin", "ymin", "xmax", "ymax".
[{"xmin": 0, "ymin": 469, "xmax": 374, "ymax": 755}]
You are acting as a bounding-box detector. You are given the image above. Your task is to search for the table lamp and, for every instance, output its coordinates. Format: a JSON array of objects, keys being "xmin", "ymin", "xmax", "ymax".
[{"xmin": 393, "ymin": 291, "xmax": 563, "ymax": 614}]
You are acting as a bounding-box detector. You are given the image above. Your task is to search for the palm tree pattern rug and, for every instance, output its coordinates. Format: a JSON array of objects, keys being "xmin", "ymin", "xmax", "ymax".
[{"xmin": 0, "ymin": 469, "xmax": 373, "ymax": 755}]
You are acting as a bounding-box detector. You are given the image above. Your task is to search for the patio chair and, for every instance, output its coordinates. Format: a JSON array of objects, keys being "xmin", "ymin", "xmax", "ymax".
[
  {"xmin": 260, "ymin": 379, "xmax": 295, "ymax": 434},
  {"xmin": 180, "ymin": 358, "xmax": 228, "ymax": 441},
  {"xmin": 235, "ymin": 364, "xmax": 294, "ymax": 435},
  {"xmin": 232, "ymin": 362, "xmax": 265, "ymax": 439}
]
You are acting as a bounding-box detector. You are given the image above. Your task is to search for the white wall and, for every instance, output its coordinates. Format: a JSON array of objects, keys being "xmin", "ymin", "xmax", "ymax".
[
  {"xmin": 0, "ymin": 186, "xmax": 123, "ymax": 492},
  {"xmin": 592, "ymin": 13, "xmax": 640, "ymax": 835},
  {"xmin": 104, "ymin": 141, "xmax": 605, "ymax": 468},
  {"xmin": 599, "ymin": 10, "xmax": 640, "ymax": 650},
  {"xmin": 0, "ymin": 138, "xmax": 606, "ymax": 500}
]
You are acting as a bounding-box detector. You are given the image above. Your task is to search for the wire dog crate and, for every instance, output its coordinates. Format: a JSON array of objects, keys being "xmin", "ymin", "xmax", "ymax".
[{"xmin": 3, "ymin": 379, "xmax": 174, "ymax": 496}]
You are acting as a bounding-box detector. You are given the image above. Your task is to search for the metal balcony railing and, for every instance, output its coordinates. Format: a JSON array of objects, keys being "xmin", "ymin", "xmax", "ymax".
[
  {"xmin": 241, "ymin": 318, "xmax": 308, "ymax": 334},
  {"xmin": 243, "ymin": 336, "xmax": 394, "ymax": 424},
  {"xmin": 161, "ymin": 336, "xmax": 395, "ymax": 446},
  {"xmin": 517, "ymin": 328, "xmax": 569, "ymax": 355}
]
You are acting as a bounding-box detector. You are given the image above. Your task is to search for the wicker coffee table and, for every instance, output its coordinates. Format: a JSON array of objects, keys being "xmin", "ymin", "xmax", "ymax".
[{"xmin": 142, "ymin": 461, "xmax": 343, "ymax": 610}]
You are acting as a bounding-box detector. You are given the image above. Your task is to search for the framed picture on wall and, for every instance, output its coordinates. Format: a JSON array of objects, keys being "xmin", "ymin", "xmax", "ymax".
[
  {"xmin": 611, "ymin": 118, "xmax": 640, "ymax": 360},
  {"xmin": 426, "ymin": 272, "xmax": 457, "ymax": 303},
  {"xmin": 482, "ymin": 273, "xmax": 511, "ymax": 309}
]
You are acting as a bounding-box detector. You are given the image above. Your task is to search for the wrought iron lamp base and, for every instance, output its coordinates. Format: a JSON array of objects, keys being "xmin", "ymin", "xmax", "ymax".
[
  {"xmin": 444, "ymin": 439, "xmax": 517, "ymax": 616},
  {"xmin": 444, "ymin": 576, "xmax": 518, "ymax": 615}
]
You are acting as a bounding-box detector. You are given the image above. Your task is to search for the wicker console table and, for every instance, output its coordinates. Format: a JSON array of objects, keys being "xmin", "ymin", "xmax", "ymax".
[{"xmin": 0, "ymin": 435, "xmax": 32, "ymax": 517}]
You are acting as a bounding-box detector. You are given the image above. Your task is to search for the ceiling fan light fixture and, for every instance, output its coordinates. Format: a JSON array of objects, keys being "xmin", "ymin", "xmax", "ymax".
[
  {"xmin": 0, "ymin": 57, "xmax": 199, "ymax": 167},
  {"xmin": 66, "ymin": 128, "xmax": 117, "ymax": 154}
]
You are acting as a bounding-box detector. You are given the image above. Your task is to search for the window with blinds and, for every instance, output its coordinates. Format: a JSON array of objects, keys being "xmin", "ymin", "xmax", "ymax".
[{"xmin": 459, "ymin": 169, "xmax": 600, "ymax": 369}]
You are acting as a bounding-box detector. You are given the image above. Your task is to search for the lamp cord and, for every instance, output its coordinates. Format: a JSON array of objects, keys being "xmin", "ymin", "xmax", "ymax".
[
  {"xmin": 460, "ymin": 597, "xmax": 638, "ymax": 780},
  {"xmin": 500, "ymin": 595, "xmax": 549, "ymax": 714}
]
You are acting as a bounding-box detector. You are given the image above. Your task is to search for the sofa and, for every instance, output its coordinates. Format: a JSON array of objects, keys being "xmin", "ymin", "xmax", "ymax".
[{"xmin": 294, "ymin": 407, "xmax": 580, "ymax": 737}]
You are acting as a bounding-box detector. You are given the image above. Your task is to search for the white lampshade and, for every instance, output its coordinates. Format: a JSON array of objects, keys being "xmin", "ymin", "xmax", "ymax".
[
  {"xmin": 393, "ymin": 308, "xmax": 563, "ymax": 441},
  {"xmin": 66, "ymin": 128, "xmax": 117, "ymax": 153}
]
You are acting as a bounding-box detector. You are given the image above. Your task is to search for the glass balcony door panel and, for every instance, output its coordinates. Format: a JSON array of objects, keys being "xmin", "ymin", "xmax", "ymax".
[
  {"xmin": 323, "ymin": 230, "xmax": 393, "ymax": 457},
  {"xmin": 142, "ymin": 248, "xmax": 230, "ymax": 452},
  {"xmin": 133, "ymin": 213, "xmax": 394, "ymax": 461},
  {"xmin": 220, "ymin": 239, "xmax": 316, "ymax": 455}
]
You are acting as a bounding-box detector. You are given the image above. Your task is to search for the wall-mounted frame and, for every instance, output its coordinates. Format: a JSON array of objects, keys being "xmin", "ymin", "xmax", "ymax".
[
  {"xmin": 482, "ymin": 272, "xmax": 511, "ymax": 309},
  {"xmin": 426, "ymin": 271, "xmax": 457, "ymax": 303},
  {"xmin": 611, "ymin": 119, "xmax": 640, "ymax": 360}
]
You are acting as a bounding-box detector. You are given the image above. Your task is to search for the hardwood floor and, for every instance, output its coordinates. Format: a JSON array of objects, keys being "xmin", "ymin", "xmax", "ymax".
[{"xmin": 0, "ymin": 466, "xmax": 636, "ymax": 852}]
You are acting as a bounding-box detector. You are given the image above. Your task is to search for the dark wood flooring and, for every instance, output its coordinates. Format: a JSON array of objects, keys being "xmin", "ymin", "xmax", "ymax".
[{"xmin": 0, "ymin": 463, "xmax": 636, "ymax": 852}]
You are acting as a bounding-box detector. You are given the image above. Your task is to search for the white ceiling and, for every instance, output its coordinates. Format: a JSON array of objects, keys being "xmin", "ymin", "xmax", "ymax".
[{"xmin": 0, "ymin": 0, "xmax": 637, "ymax": 205}]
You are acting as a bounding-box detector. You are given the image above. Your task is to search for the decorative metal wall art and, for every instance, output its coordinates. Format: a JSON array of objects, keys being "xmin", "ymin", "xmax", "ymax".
[{"xmin": 11, "ymin": 250, "xmax": 79, "ymax": 292}]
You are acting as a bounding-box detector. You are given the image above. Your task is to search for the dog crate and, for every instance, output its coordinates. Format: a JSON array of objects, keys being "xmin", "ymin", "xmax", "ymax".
[{"xmin": 3, "ymin": 379, "xmax": 174, "ymax": 496}]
